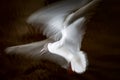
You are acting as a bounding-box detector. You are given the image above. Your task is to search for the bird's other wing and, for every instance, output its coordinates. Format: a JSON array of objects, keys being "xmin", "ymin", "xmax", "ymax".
[
  {"xmin": 5, "ymin": 39, "xmax": 68, "ymax": 68},
  {"xmin": 5, "ymin": 39, "xmax": 53, "ymax": 58},
  {"xmin": 27, "ymin": 0, "xmax": 90, "ymax": 41}
]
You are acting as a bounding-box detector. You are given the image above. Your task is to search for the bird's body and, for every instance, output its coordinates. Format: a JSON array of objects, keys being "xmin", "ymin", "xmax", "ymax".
[
  {"xmin": 5, "ymin": 0, "xmax": 100, "ymax": 74},
  {"xmin": 47, "ymin": 17, "xmax": 87, "ymax": 73}
]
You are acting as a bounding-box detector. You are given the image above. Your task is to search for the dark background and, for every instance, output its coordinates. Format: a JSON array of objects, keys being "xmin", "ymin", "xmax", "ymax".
[{"xmin": 0, "ymin": 0, "xmax": 120, "ymax": 80}]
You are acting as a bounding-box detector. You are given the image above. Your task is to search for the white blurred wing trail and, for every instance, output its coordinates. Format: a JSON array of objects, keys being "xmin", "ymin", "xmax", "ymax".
[
  {"xmin": 5, "ymin": 39, "xmax": 52, "ymax": 57},
  {"xmin": 27, "ymin": 0, "xmax": 90, "ymax": 40},
  {"xmin": 5, "ymin": 39, "xmax": 69, "ymax": 68}
]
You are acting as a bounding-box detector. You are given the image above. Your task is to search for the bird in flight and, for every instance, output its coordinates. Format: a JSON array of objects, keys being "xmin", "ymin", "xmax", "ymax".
[{"xmin": 5, "ymin": 0, "xmax": 100, "ymax": 74}]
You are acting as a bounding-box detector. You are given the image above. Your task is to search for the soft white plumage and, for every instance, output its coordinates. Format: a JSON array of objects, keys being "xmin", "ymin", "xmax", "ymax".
[{"xmin": 5, "ymin": 0, "xmax": 100, "ymax": 74}]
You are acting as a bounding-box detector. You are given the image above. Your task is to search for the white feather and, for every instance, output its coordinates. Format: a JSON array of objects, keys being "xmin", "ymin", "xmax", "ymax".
[{"xmin": 27, "ymin": 0, "xmax": 90, "ymax": 40}]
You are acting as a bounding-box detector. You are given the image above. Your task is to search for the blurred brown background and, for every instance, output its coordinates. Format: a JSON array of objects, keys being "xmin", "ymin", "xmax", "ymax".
[{"xmin": 0, "ymin": 0, "xmax": 120, "ymax": 80}]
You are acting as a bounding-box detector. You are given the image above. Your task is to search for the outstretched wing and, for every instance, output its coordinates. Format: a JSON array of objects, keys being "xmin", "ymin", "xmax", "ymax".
[
  {"xmin": 27, "ymin": 0, "xmax": 90, "ymax": 40},
  {"xmin": 5, "ymin": 39, "xmax": 53, "ymax": 57},
  {"xmin": 5, "ymin": 39, "xmax": 68, "ymax": 68}
]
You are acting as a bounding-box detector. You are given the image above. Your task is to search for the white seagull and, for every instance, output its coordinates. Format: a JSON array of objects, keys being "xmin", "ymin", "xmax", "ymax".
[{"xmin": 5, "ymin": 0, "xmax": 100, "ymax": 74}]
